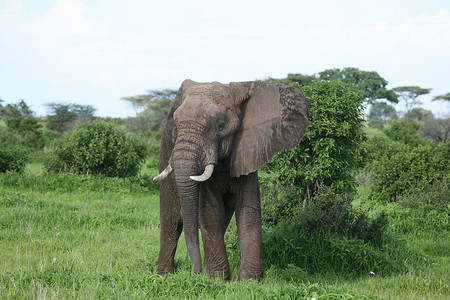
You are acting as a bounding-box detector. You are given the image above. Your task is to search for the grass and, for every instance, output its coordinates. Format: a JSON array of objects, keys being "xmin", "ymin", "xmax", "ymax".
[{"xmin": 0, "ymin": 171, "xmax": 448, "ymax": 299}]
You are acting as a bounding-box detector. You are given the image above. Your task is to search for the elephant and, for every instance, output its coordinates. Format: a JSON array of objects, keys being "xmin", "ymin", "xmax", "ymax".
[{"xmin": 153, "ymin": 79, "xmax": 309, "ymax": 280}]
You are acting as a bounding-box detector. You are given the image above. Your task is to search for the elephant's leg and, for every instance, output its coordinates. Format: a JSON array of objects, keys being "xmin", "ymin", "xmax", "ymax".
[
  {"xmin": 234, "ymin": 172, "xmax": 264, "ymax": 280},
  {"xmin": 156, "ymin": 177, "xmax": 183, "ymax": 275},
  {"xmin": 199, "ymin": 183, "xmax": 231, "ymax": 280}
]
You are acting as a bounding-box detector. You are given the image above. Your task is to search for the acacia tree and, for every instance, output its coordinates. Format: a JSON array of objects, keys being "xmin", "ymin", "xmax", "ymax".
[
  {"xmin": 121, "ymin": 88, "xmax": 177, "ymax": 117},
  {"xmin": 393, "ymin": 86, "xmax": 431, "ymax": 122},
  {"xmin": 122, "ymin": 89, "xmax": 177, "ymax": 134},
  {"xmin": 45, "ymin": 103, "xmax": 97, "ymax": 134},
  {"xmin": 432, "ymin": 92, "xmax": 450, "ymax": 102}
]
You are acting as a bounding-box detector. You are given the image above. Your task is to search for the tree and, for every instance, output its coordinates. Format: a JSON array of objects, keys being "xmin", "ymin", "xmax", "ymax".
[
  {"xmin": 420, "ymin": 118, "xmax": 450, "ymax": 143},
  {"xmin": 432, "ymin": 92, "xmax": 450, "ymax": 102},
  {"xmin": 121, "ymin": 94, "xmax": 151, "ymax": 116},
  {"xmin": 5, "ymin": 117, "xmax": 44, "ymax": 150},
  {"xmin": 0, "ymin": 100, "xmax": 34, "ymax": 120},
  {"xmin": 0, "ymin": 98, "xmax": 3, "ymax": 119},
  {"xmin": 318, "ymin": 68, "xmax": 398, "ymax": 104},
  {"xmin": 393, "ymin": 86, "xmax": 431, "ymax": 122},
  {"xmin": 268, "ymin": 73, "xmax": 317, "ymax": 86},
  {"xmin": 368, "ymin": 102, "xmax": 397, "ymax": 128},
  {"xmin": 408, "ymin": 108, "xmax": 434, "ymax": 122},
  {"xmin": 45, "ymin": 103, "xmax": 97, "ymax": 134},
  {"xmin": 121, "ymin": 88, "xmax": 177, "ymax": 116},
  {"xmin": 123, "ymin": 89, "xmax": 177, "ymax": 134}
]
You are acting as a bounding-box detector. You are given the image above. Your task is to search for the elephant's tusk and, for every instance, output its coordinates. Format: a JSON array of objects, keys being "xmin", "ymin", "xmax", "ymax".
[
  {"xmin": 153, "ymin": 165, "xmax": 173, "ymax": 182},
  {"xmin": 189, "ymin": 164, "xmax": 214, "ymax": 182}
]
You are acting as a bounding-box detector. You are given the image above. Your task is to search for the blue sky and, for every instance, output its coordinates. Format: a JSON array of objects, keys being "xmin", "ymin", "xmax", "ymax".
[{"xmin": 1, "ymin": 0, "xmax": 449, "ymax": 117}]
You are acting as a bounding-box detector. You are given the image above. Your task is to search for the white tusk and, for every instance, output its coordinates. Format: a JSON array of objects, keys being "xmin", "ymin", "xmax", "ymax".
[
  {"xmin": 189, "ymin": 164, "xmax": 214, "ymax": 182},
  {"xmin": 153, "ymin": 165, "xmax": 173, "ymax": 182}
]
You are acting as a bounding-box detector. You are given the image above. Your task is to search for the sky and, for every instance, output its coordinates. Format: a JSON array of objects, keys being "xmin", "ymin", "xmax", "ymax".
[{"xmin": 1, "ymin": 0, "xmax": 449, "ymax": 118}]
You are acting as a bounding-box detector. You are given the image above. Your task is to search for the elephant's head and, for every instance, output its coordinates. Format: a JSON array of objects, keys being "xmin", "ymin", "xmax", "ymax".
[{"xmin": 154, "ymin": 79, "xmax": 309, "ymax": 273}]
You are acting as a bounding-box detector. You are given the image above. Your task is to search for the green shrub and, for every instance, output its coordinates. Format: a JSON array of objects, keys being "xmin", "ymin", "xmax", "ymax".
[
  {"xmin": 5, "ymin": 117, "xmax": 44, "ymax": 150},
  {"xmin": 383, "ymin": 120, "xmax": 422, "ymax": 146},
  {"xmin": 262, "ymin": 226, "xmax": 418, "ymax": 276},
  {"xmin": 260, "ymin": 172, "xmax": 302, "ymax": 226},
  {"xmin": 44, "ymin": 121, "xmax": 147, "ymax": 178},
  {"xmin": 264, "ymin": 80, "xmax": 366, "ymax": 201},
  {"xmin": 0, "ymin": 147, "xmax": 28, "ymax": 173},
  {"xmin": 398, "ymin": 179, "xmax": 449, "ymax": 214},
  {"xmin": 368, "ymin": 140, "xmax": 449, "ymax": 202}
]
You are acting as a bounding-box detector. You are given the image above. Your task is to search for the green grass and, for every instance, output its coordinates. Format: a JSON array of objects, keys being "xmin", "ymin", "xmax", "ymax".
[{"xmin": 0, "ymin": 172, "xmax": 448, "ymax": 299}]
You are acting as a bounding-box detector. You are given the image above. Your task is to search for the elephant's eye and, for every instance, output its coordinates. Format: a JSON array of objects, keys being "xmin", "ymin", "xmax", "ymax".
[{"xmin": 216, "ymin": 120, "xmax": 225, "ymax": 132}]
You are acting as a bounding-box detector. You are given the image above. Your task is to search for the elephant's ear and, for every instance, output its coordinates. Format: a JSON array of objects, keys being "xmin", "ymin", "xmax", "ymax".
[
  {"xmin": 229, "ymin": 81, "xmax": 310, "ymax": 177},
  {"xmin": 165, "ymin": 79, "xmax": 197, "ymax": 142}
]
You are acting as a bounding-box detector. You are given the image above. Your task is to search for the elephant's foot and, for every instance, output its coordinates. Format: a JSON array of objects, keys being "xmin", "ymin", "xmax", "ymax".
[
  {"xmin": 206, "ymin": 268, "xmax": 231, "ymax": 281},
  {"xmin": 238, "ymin": 265, "xmax": 263, "ymax": 281},
  {"xmin": 155, "ymin": 265, "xmax": 174, "ymax": 276}
]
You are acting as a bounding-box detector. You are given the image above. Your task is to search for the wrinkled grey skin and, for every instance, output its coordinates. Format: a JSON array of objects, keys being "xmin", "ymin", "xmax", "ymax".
[{"xmin": 154, "ymin": 80, "xmax": 309, "ymax": 280}]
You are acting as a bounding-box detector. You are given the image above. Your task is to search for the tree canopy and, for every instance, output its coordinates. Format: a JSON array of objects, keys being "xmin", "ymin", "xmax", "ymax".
[
  {"xmin": 318, "ymin": 68, "xmax": 398, "ymax": 104},
  {"xmin": 432, "ymin": 92, "xmax": 450, "ymax": 102},
  {"xmin": 122, "ymin": 89, "xmax": 177, "ymax": 134},
  {"xmin": 45, "ymin": 103, "xmax": 97, "ymax": 134},
  {"xmin": 0, "ymin": 100, "xmax": 34, "ymax": 120},
  {"xmin": 268, "ymin": 68, "xmax": 398, "ymax": 105},
  {"xmin": 393, "ymin": 86, "xmax": 431, "ymax": 122},
  {"xmin": 121, "ymin": 88, "xmax": 177, "ymax": 116}
]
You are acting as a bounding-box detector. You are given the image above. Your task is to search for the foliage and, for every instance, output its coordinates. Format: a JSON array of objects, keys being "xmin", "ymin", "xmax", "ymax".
[
  {"xmin": 125, "ymin": 98, "xmax": 173, "ymax": 134},
  {"xmin": 45, "ymin": 103, "xmax": 97, "ymax": 134},
  {"xmin": 368, "ymin": 102, "xmax": 397, "ymax": 129},
  {"xmin": 419, "ymin": 118, "xmax": 450, "ymax": 142},
  {"xmin": 0, "ymin": 147, "xmax": 28, "ymax": 173},
  {"xmin": 318, "ymin": 67, "xmax": 398, "ymax": 104},
  {"xmin": 267, "ymin": 73, "xmax": 317, "ymax": 86},
  {"xmin": 261, "ymin": 177, "xmax": 388, "ymax": 245},
  {"xmin": 5, "ymin": 117, "xmax": 44, "ymax": 150},
  {"xmin": 432, "ymin": 92, "xmax": 450, "ymax": 102},
  {"xmin": 123, "ymin": 89, "xmax": 176, "ymax": 134},
  {"xmin": 393, "ymin": 86, "xmax": 431, "ymax": 122},
  {"xmin": 408, "ymin": 107, "xmax": 434, "ymax": 122},
  {"xmin": 366, "ymin": 135, "xmax": 449, "ymax": 202},
  {"xmin": 397, "ymin": 179, "xmax": 448, "ymax": 214},
  {"xmin": 0, "ymin": 99, "xmax": 34, "ymax": 120},
  {"xmin": 44, "ymin": 121, "xmax": 147, "ymax": 178},
  {"xmin": 264, "ymin": 80, "xmax": 366, "ymax": 201},
  {"xmin": 263, "ymin": 223, "xmax": 417, "ymax": 276},
  {"xmin": 121, "ymin": 88, "xmax": 176, "ymax": 116},
  {"xmin": 382, "ymin": 120, "xmax": 422, "ymax": 146}
]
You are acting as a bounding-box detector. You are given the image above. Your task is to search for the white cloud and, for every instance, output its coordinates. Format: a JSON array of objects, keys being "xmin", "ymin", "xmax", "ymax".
[{"xmin": 23, "ymin": 0, "xmax": 107, "ymax": 40}]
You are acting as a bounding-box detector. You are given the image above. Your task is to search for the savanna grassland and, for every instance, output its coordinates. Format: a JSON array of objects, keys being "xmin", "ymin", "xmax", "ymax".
[
  {"xmin": 1, "ymin": 74, "xmax": 449, "ymax": 299},
  {"xmin": 0, "ymin": 161, "xmax": 448, "ymax": 299}
]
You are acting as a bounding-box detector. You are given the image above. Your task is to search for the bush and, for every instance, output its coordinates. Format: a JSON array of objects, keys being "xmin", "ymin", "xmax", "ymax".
[
  {"xmin": 368, "ymin": 139, "xmax": 449, "ymax": 202},
  {"xmin": 0, "ymin": 148, "xmax": 28, "ymax": 173},
  {"xmin": 264, "ymin": 80, "xmax": 366, "ymax": 201},
  {"xmin": 383, "ymin": 120, "xmax": 422, "ymax": 146},
  {"xmin": 5, "ymin": 117, "xmax": 44, "ymax": 150},
  {"xmin": 45, "ymin": 121, "xmax": 148, "ymax": 178},
  {"xmin": 262, "ymin": 226, "xmax": 415, "ymax": 276},
  {"xmin": 398, "ymin": 179, "xmax": 449, "ymax": 214}
]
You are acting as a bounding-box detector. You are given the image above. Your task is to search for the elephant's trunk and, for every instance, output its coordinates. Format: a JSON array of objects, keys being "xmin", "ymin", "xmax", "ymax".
[{"xmin": 171, "ymin": 124, "xmax": 211, "ymax": 273}]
